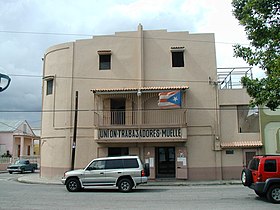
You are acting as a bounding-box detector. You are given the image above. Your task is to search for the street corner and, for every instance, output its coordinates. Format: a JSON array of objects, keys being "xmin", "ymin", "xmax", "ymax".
[{"xmin": 17, "ymin": 173, "xmax": 62, "ymax": 185}]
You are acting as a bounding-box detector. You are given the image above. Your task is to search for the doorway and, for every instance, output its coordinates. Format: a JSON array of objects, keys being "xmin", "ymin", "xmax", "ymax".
[
  {"xmin": 245, "ymin": 151, "xmax": 256, "ymax": 167},
  {"xmin": 108, "ymin": 147, "xmax": 128, "ymax": 157},
  {"xmin": 156, "ymin": 147, "xmax": 175, "ymax": 178},
  {"xmin": 111, "ymin": 98, "xmax": 126, "ymax": 125}
]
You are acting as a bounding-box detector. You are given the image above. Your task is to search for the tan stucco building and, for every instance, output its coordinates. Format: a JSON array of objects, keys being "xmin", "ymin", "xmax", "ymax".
[{"xmin": 41, "ymin": 25, "xmax": 261, "ymax": 180}]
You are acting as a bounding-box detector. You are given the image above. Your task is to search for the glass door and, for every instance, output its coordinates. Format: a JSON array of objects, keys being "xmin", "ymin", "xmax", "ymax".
[{"xmin": 156, "ymin": 147, "xmax": 175, "ymax": 178}]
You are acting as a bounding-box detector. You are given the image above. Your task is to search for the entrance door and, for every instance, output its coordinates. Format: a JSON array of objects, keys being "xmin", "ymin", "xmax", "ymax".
[
  {"xmin": 245, "ymin": 151, "xmax": 256, "ymax": 167},
  {"xmin": 156, "ymin": 147, "xmax": 175, "ymax": 178},
  {"xmin": 111, "ymin": 98, "xmax": 125, "ymax": 125}
]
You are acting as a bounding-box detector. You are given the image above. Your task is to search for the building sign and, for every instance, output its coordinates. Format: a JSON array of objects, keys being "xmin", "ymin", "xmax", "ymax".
[{"xmin": 99, "ymin": 128, "xmax": 182, "ymax": 139}]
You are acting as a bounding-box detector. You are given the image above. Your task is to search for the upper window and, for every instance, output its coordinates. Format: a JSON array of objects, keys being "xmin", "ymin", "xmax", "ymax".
[
  {"xmin": 46, "ymin": 79, "xmax": 53, "ymax": 95},
  {"xmin": 171, "ymin": 47, "xmax": 185, "ymax": 68},
  {"xmin": 98, "ymin": 50, "xmax": 111, "ymax": 70}
]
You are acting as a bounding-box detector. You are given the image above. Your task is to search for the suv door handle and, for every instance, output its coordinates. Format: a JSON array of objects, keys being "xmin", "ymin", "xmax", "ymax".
[
  {"xmin": 118, "ymin": 172, "xmax": 122, "ymax": 174},
  {"xmin": 100, "ymin": 172, "xmax": 104, "ymax": 175}
]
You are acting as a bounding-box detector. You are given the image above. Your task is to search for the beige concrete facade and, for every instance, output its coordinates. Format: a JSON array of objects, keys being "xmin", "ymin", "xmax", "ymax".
[{"xmin": 41, "ymin": 25, "xmax": 261, "ymax": 180}]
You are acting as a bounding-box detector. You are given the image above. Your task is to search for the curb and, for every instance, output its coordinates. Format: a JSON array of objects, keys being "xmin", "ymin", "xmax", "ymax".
[
  {"xmin": 15, "ymin": 174, "xmax": 242, "ymax": 186},
  {"xmin": 17, "ymin": 177, "xmax": 62, "ymax": 185}
]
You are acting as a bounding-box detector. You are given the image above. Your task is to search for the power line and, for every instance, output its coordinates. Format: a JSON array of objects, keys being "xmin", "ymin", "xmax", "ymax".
[
  {"xmin": 0, "ymin": 30, "xmax": 249, "ymax": 46},
  {"xmin": 8, "ymin": 67, "xmax": 252, "ymax": 83},
  {"xmin": 9, "ymin": 74, "xmax": 209, "ymax": 83},
  {"xmin": 7, "ymin": 73, "xmax": 211, "ymax": 83},
  {"xmin": 0, "ymin": 107, "xmax": 276, "ymax": 113}
]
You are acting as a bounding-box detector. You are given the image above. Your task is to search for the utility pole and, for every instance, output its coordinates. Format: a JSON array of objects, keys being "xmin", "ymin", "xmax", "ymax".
[{"xmin": 71, "ymin": 91, "xmax": 78, "ymax": 170}]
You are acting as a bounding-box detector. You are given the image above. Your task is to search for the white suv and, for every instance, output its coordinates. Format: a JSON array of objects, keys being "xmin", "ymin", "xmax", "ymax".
[{"xmin": 62, "ymin": 156, "xmax": 150, "ymax": 192}]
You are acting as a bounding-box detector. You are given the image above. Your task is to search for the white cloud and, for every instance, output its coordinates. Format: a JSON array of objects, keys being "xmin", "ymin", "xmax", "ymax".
[
  {"xmin": 0, "ymin": 0, "xmax": 266, "ymax": 126},
  {"xmin": 111, "ymin": 0, "xmax": 173, "ymax": 19}
]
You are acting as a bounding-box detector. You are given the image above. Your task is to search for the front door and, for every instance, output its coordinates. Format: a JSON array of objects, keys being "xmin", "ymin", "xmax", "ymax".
[
  {"xmin": 82, "ymin": 160, "xmax": 106, "ymax": 186},
  {"xmin": 111, "ymin": 98, "xmax": 125, "ymax": 125},
  {"xmin": 156, "ymin": 147, "xmax": 175, "ymax": 178}
]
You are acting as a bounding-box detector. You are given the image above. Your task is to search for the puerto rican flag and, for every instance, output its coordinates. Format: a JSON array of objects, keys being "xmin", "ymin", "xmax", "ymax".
[{"xmin": 158, "ymin": 90, "xmax": 182, "ymax": 109}]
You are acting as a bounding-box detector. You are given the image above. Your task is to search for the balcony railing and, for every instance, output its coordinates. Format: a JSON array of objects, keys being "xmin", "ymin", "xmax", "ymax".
[
  {"xmin": 94, "ymin": 109, "xmax": 187, "ymax": 127},
  {"xmin": 217, "ymin": 67, "xmax": 253, "ymax": 89}
]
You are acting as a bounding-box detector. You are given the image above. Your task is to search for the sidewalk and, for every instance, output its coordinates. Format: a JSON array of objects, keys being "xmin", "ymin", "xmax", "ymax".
[{"xmin": 15, "ymin": 172, "xmax": 241, "ymax": 186}]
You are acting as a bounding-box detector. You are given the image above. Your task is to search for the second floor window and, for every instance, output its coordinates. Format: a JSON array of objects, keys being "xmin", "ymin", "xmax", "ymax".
[
  {"xmin": 171, "ymin": 47, "xmax": 185, "ymax": 68},
  {"xmin": 46, "ymin": 79, "xmax": 53, "ymax": 95},
  {"xmin": 172, "ymin": 51, "xmax": 184, "ymax": 67},
  {"xmin": 98, "ymin": 50, "xmax": 112, "ymax": 70}
]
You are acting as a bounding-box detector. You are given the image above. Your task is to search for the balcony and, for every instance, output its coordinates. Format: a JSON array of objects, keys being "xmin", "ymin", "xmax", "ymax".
[
  {"xmin": 217, "ymin": 67, "xmax": 253, "ymax": 89},
  {"xmin": 94, "ymin": 109, "xmax": 187, "ymax": 128}
]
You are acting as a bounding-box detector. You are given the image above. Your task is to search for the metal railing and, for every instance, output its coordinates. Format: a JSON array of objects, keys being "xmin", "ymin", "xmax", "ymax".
[
  {"xmin": 0, "ymin": 156, "xmax": 40, "ymax": 164},
  {"xmin": 0, "ymin": 157, "xmax": 12, "ymax": 164},
  {"xmin": 217, "ymin": 67, "xmax": 253, "ymax": 89},
  {"xmin": 94, "ymin": 109, "xmax": 187, "ymax": 127}
]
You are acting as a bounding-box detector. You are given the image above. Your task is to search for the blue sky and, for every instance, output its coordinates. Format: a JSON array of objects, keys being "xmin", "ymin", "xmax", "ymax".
[{"xmin": 0, "ymin": 0, "xmax": 262, "ymax": 127}]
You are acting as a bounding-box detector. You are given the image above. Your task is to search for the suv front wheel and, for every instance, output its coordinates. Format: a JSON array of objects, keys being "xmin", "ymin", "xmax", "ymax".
[
  {"xmin": 267, "ymin": 184, "xmax": 280, "ymax": 204},
  {"xmin": 118, "ymin": 178, "xmax": 133, "ymax": 192},
  {"xmin": 66, "ymin": 178, "xmax": 81, "ymax": 192}
]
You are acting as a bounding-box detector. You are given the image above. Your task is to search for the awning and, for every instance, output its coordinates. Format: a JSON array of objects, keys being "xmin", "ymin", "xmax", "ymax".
[
  {"xmin": 221, "ymin": 141, "xmax": 263, "ymax": 149},
  {"xmin": 91, "ymin": 86, "xmax": 189, "ymax": 95}
]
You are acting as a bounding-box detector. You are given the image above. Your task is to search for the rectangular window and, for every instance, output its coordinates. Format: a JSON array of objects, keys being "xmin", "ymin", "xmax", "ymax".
[
  {"xmin": 105, "ymin": 159, "xmax": 123, "ymax": 169},
  {"xmin": 99, "ymin": 54, "xmax": 111, "ymax": 70},
  {"xmin": 226, "ymin": 150, "xmax": 234, "ymax": 155},
  {"xmin": 46, "ymin": 79, "xmax": 53, "ymax": 95},
  {"xmin": 123, "ymin": 159, "xmax": 139, "ymax": 168},
  {"xmin": 237, "ymin": 106, "xmax": 259, "ymax": 133},
  {"xmin": 172, "ymin": 51, "xmax": 184, "ymax": 67},
  {"xmin": 248, "ymin": 158, "xmax": 259, "ymax": 171},
  {"xmin": 264, "ymin": 159, "xmax": 277, "ymax": 172},
  {"xmin": 87, "ymin": 160, "xmax": 105, "ymax": 170}
]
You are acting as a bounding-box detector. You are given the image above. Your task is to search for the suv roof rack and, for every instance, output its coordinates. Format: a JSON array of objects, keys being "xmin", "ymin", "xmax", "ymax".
[{"xmin": 255, "ymin": 154, "xmax": 280, "ymax": 157}]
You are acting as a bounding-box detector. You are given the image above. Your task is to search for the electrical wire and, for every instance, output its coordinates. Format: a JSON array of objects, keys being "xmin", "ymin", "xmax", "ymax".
[
  {"xmin": 0, "ymin": 30, "xmax": 250, "ymax": 46},
  {"xmin": 0, "ymin": 106, "xmax": 275, "ymax": 113}
]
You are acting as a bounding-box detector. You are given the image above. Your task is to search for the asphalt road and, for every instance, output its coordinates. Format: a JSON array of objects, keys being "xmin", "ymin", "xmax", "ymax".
[{"xmin": 0, "ymin": 172, "xmax": 279, "ymax": 210}]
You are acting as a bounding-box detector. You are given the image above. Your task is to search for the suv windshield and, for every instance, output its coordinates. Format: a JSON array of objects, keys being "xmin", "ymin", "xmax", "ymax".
[{"xmin": 248, "ymin": 158, "xmax": 259, "ymax": 170}]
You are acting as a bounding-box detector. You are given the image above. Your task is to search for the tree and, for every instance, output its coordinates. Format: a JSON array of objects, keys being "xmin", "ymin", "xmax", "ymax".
[{"xmin": 232, "ymin": 0, "xmax": 280, "ymax": 110}]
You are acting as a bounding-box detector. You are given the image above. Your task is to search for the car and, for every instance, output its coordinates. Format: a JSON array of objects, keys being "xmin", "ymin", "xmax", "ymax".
[
  {"xmin": 7, "ymin": 159, "xmax": 38, "ymax": 174},
  {"xmin": 62, "ymin": 156, "xmax": 150, "ymax": 192},
  {"xmin": 241, "ymin": 155, "xmax": 280, "ymax": 203}
]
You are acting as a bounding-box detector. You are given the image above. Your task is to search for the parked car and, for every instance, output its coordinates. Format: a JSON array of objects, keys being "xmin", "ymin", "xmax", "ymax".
[
  {"xmin": 241, "ymin": 155, "xmax": 280, "ymax": 203},
  {"xmin": 62, "ymin": 156, "xmax": 150, "ymax": 192},
  {"xmin": 7, "ymin": 159, "xmax": 38, "ymax": 174}
]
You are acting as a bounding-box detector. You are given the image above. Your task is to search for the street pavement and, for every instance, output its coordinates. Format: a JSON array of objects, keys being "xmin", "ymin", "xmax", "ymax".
[{"xmin": 1, "ymin": 170, "xmax": 241, "ymax": 186}]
